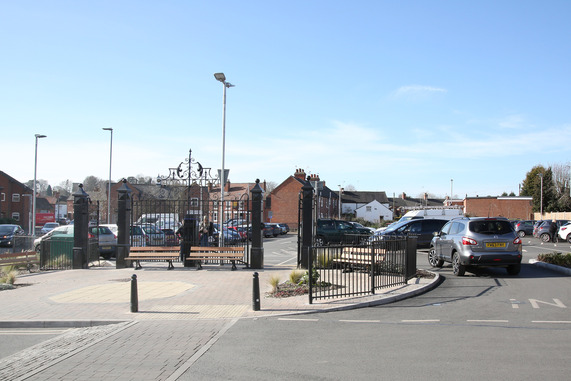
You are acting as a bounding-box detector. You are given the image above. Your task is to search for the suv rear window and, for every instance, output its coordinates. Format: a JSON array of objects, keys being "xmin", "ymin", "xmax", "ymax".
[{"xmin": 469, "ymin": 220, "xmax": 513, "ymax": 235}]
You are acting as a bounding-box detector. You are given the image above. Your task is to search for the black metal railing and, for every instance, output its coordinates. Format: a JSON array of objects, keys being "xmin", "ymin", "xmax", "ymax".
[{"xmin": 308, "ymin": 237, "xmax": 410, "ymax": 303}]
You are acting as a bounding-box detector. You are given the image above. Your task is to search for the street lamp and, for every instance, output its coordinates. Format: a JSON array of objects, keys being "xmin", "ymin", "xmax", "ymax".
[
  {"xmin": 33, "ymin": 134, "xmax": 47, "ymax": 236},
  {"xmin": 214, "ymin": 72, "xmax": 234, "ymax": 246},
  {"xmin": 103, "ymin": 128, "xmax": 113, "ymax": 223}
]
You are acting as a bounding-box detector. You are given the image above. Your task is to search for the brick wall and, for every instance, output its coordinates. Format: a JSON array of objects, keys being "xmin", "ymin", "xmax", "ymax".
[
  {"xmin": 269, "ymin": 176, "xmax": 302, "ymax": 229},
  {"xmin": 464, "ymin": 197, "xmax": 533, "ymax": 220}
]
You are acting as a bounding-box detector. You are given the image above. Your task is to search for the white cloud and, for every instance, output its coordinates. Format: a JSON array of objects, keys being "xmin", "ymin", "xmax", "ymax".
[{"xmin": 391, "ymin": 85, "xmax": 448, "ymax": 100}]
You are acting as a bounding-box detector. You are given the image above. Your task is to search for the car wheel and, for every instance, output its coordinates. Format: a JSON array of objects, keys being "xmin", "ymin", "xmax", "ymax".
[
  {"xmin": 567, "ymin": 234, "xmax": 571, "ymax": 244},
  {"xmin": 506, "ymin": 264, "xmax": 521, "ymax": 275},
  {"xmin": 540, "ymin": 233, "xmax": 551, "ymax": 242},
  {"xmin": 518, "ymin": 231, "xmax": 525, "ymax": 238},
  {"xmin": 102, "ymin": 254, "xmax": 112, "ymax": 260},
  {"xmin": 35, "ymin": 244, "xmax": 40, "ymax": 253},
  {"xmin": 428, "ymin": 248, "xmax": 444, "ymax": 268},
  {"xmin": 452, "ymin": 252, "xmax": 465, "ymax": 276}
]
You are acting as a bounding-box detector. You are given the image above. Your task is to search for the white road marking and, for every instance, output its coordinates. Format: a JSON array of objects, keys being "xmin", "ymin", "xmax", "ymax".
[{"xmin": 278, "ymin": 318, "xmax": 319, "ymax": 322}]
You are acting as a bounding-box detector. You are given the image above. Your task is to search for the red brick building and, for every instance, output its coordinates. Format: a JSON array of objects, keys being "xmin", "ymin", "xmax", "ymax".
[
  {"xmin": 464, "ymin": 196, "xmax": 533, "ymax": 220},
  {"xmin": 0, "ymin": 171, "xmax": 33, "ymax": 232},
  {"xmin": 268, "ymin": 169, "xmax": 339, "ymax": 229}
]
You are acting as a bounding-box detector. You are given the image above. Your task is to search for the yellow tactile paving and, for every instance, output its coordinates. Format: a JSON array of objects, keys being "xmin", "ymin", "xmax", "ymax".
[{"xmin": 49, "ymin": 281, "xmax": 195, "ymax": 303}]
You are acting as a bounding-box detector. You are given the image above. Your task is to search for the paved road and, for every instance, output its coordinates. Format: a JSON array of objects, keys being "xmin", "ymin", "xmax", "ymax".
[
  {"xmin": 185, "ymin": 240, "xmax": 571, "ymax": 380},
  {"xmin": 0, "ymin": 235, "xmax": 568, "ymax": 380}
]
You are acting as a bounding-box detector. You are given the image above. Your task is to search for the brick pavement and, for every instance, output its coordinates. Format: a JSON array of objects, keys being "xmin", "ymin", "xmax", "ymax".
[{"xmin": 0, "ymin": 263, "xmax": 438, "ymax": 380}]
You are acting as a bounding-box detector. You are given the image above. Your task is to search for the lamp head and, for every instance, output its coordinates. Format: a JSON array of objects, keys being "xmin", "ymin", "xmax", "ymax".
[
  {"xmin": 35, "ymin": 134, "xmax": 47, "ymax": 139},
  {"xmin": 103, "ymin": 128, "xmax": 113, "ymax": 131},
  {"xmin": 214, "ymin": 72, "xmax": 226, "ymax": 82}
]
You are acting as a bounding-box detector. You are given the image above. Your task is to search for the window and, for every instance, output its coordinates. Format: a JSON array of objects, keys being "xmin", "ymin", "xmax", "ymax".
[
  {"xmin": 11, "ymin": 212, "xmax": 20, "ymax": 221},
  {"xmin": 12, "ymin": 193, "xmax": 20, "ymax": 202},
  {"xmin": 190, "ymin": 198, "xmax": 198, "ymax": 207},
  {"xmin": 366, "ymin": 206, "xmax": 372, "ymax": 212},
  {"xmin": 0, "ymin": 193, "xmax": 4, "ymax": 202}
]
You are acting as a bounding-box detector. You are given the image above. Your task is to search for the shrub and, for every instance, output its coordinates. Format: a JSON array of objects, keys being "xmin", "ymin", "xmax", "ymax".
[
  {"xmin": 0, "ymin": 266, "xmax": 18, "ymax": 285},
  {"xmin": 537, "ymin": 252, "xmax": 571, "ymax": 268},
  {"xmin": 268, "ymin": 275, "xmax": 281, "ymax": 293},
  {"xmin": 289, "ymin": 270, "xmax": 304, "ymax": 284}
]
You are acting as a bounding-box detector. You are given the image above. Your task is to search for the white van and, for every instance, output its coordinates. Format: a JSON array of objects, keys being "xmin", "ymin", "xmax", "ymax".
[{"xmin": 398, "ymin": 208, "xmax": 463, "ymax": 223}]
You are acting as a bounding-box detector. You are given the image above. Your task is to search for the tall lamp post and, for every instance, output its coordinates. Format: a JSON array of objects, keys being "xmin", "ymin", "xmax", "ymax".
[
  {"xmin": 103, "ymin": 128, "xmax": 113, "ymax": 223},
  {"xmin": 33, "ymin": 134, "xmax": 47, "ymax": 236},
  {"xmin": 214, "ymin": 72, "xmax": 234, "ymax": 246}
]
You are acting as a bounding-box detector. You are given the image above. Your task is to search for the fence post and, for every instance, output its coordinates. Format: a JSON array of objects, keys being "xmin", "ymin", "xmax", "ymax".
[
  {"xmin": 116, "ymin": 180, "xmax": 132, "ymax": 269},
  {"xmin": 250, "ymin": 179, "xmax": 264, "ymax": 269},
  {"xmin": 300, "ymin": 180, "xmax": 314, "ymax": 270},
  {"xmin": 72, "ymin": 184, "xmax": 90, "ymax": 269}
]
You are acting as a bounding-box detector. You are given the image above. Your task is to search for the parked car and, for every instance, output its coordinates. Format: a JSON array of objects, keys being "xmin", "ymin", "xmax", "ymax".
[
  {"xmin": 267, "ymin": 223, "xmax": 282, "ymax": 237},
  {"xmin": 261, "ymin": 223, "xmax": 275, "ymax": 238},
  {"xmin": 277, "ymin": 223, "xmax": 290, "ymax": 234},
  {"xmin": 428, "ymin": 217, "xmax": 522, "ymax": 276},
  {"xmin": 131, "ymin": 224, "xmax": 165, "ymax": 247},
  {"xmin": 371, "ymin": 219, "xmax": 448, "ymax": 249},
  {"xmin": 212, "ymin": 224, "xmax": 241, "ymax": 245},
  {"xmin": 227, "ymin": 226, "xmax": 248, "ymax": 241},
  {"xmin": 40, "ymin": 222, "xmax": 60, "ymax": 235},
  {"xmin": 348, "ymin": 221, "xmax": 376, "ymax": 233},
  {"xmin": 315, "ymin": 219, "xmax": 373, "ymax": 246},
  {"xmin": 534, "ymin": 220, "xmax": 569, "ymax": 242},
  {"xmin": 34, "ymin": 225, "xmax": 74, "ymax": 251},
  {"xmin": 0, "ymin": 224, "xmax": 25, "ymax": 247},
  {"xmin": 532, "ymin": 220, "xmax": 548, "ymax": 237},
  {"xmin": 161, "ymin": 228, "xmax": 179, "ymax": 246},
  {"xmin": 558, "ymin": 222, "xmax": 571, "ymax": 243},
  {"xmin": 514, "ymin": 220, "xmax": 534, "ymax": 237},
  {"xmin": 89, "ymin": 225, "xmax": 117, "ymax": 259}
]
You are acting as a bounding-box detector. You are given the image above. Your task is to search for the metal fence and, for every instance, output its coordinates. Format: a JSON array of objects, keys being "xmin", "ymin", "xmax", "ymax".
[
  {"xmin": 39, "ymin": 237, "xmax": 99, "ymax": 270},
  {"xmin": 308, "ymin": 237, "xmax": 411, "ymax": 303}
]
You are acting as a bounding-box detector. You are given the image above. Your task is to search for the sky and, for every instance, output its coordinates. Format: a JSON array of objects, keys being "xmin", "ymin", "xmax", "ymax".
[{"xmin": 2, "ymin": 1, "xmax": 570, "ymax": 199}]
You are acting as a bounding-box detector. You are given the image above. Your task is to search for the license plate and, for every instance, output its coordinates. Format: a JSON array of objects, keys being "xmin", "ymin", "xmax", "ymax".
[
  {"xmin": 101, "ymin": 246, "xmax": 111, "ymax": 250},
  {"xmin": 486, "ymin": 242, "xmax": 506, "ymax": 248}
]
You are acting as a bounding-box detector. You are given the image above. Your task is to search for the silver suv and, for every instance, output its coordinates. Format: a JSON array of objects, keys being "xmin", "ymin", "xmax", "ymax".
[{"xmin": 428, "ymin": 217, "xmax": 522, "ymax": 276}]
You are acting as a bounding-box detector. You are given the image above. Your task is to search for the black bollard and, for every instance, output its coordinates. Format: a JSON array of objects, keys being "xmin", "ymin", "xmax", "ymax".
[
  {"xmin": 130, "ymin": 274, "xmax": 138, "ymax": 313},
  {"xmin": 252, "ymin": 272, "xmax": 260, "ymax": 311}
]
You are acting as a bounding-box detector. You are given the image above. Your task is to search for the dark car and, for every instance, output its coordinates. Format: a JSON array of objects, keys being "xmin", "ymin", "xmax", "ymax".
[
  {"xmin": 315, "ymin": 219, "xmax": 373, "ymax": 246},
  {"xmin": 261, "ymin": 223, "xmax": 276, "ymax": 238},
  {"xmin": 371, "ymin": 219, "xmax": 448, "ymax": 249},
  {"xmin": 534, "ymin": 220, "xmax": 569, "ymax": 242},
  {"xmin": 0, "ymin": 224, "xmax": 25, "ymax": 247},
  {"xmin": 429, "ymin": 217, "xmax": 522, "ymax": 276},
  {"xmin": 514, "ymin": 220, "xmax": 534, "ymax": 237}
]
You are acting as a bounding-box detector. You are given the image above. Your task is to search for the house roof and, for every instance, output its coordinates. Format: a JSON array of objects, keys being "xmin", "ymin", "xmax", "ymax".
[
  {"xmin": 341, "ymin": 191, "xmax": 388, "ymax": 204},
  {"xmin": 0, "ymin": 171, "xmax": 33, "ymax": 192},
  {"xmin": 388, "ymin": 196, "xmax": 444, "ymax": 209}
]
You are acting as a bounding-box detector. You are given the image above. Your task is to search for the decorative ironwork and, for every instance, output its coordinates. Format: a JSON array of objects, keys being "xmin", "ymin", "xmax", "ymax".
[{"xmin": 156, "ymin": 149, "xmax": 220, "ymax": 190}]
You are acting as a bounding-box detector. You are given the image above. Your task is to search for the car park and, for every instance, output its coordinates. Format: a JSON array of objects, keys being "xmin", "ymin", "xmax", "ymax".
[
  {"xmin": 89, "ymin": 225, "xmax": 117, "ymax": 259},
  {"xmin": 132, "ymin": 224, "xmax": 166, "ymax": 246},
  {"xmin": 534, "ymin": 220, "xmax": 569, "ymax": 242},
  {"xmin": 428, "ymin": 217, "xmax": 522, "ymax": 276},
  {"xmin": 0, "ymin": 224, "xmax": 25, "ymax": 247},
  {"xmin": 34, "ymin": 225, "xmax": 74, "ymax": 251},
  {"xmin": 40, "ymin": 222, "xmax": 60, "ymax": 235},
  {"xmin": 514, "ymin": 220, "xmax": 534, "ymax": 237},
  {"xmin": 371, "ymin": 218, "xmax": 448, "ymax": 249},
  {"xmin": 315, "ymin": 219, "xmax": 373, "ymax": 246}
]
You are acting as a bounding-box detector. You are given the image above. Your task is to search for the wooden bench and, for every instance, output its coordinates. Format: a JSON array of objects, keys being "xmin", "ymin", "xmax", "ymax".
[
  {"xmin": 126, "ymin": 246, "xmax": 180, "ymax": 270},
  {"xmin": 0, "ymin": 251, "xmax": 40, "ymax": 272},
  {"xmin": 332, "ymin": 247, "xmax": 385, "ymax": 272},
  {"xmin": 188, "ymin": 246, "xmax": 245, "ymax": 270}
]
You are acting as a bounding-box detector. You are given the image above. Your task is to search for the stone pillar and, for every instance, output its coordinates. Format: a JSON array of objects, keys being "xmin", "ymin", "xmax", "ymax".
[
  {"xmin": 72, "ymin": 184, "xmax": 90, "ymax": 269},
  {"xmin": 250, "ymin": 179, "xmax": 264, "ymax": 269},
  {"xmin": 300, "ymin": 180, "xmax": 314, "ymax": 269},
  {"xmin": 116, "ymin": 180, "xmax": 132, "ymax": 269}
]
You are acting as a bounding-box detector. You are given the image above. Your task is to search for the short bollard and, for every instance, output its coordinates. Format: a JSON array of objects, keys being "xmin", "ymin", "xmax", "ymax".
[
  {"xmin": 253, "ymin": 272, "xmax": 260, "ymax": 311},
  {"xmin": 131, "ymin": 274, "xmax": 138, "ymax": 313}
]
